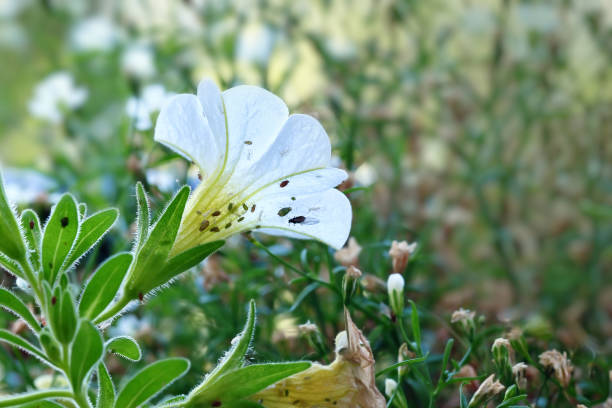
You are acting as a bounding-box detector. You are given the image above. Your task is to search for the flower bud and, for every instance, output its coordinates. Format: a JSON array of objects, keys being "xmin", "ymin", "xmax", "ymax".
[
  {"xmin": 512, "ymin": 362, "xmax": 528, "ymax": 390},
  {"xmin": 387, "ymin": 273, "xmax": 405, "ymax": 318},
  {"xmin": 451, "ymin": 308, "xmax": 476, "ymax": 333},
  {"xmin": 468, "ymin": 374, "xmax": 505, "ymax": 408},
  {"xmin": 397, "ymin": 343, "xmax": 415, "ymax": 377},
  {"xmin": 491, "ymin": 338, "xmax": 513, "ymax": 383},
  {"xmin": 539, "ymin": 349, "xmax": 573, "ymax": 388},
  {"xmin": 385, "ymin": 378, "xmax": 398, "ymax": 397},
  {"xmin": 342, "ymin": 266, "xmax": 362, "ymax": 306}
]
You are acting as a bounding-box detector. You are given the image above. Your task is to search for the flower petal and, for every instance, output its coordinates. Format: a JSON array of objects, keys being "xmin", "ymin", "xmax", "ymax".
[
  {"xmin": 155, "ymin": 94, "xmax": 221, "ymax": 178},
  {"xmin": 239, "ymin": 114, "xmax": 334, "ymax": 193},
  {"xmin": 197, "ymin": 79, "xmax": 289, "ymax": 177},
  {"xmin": 251, "ymin": 189, "xmax": 352, "ymax": 249}
]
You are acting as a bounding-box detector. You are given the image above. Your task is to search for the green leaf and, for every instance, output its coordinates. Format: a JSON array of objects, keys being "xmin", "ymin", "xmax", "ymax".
[
  {"xmin": 39, "ymin": 327, "xmax": 61, "ymax": 364},
  {"xmin": 188, "ymin": 362, "xmax": 311, "ymax": 405},
  {"xmin": 65, "ymin": 208, "xmax": 119, "ymax": 270},
  {"xmin": 0, "ymin": 252, "xmax": 24, "ymax": 279},
  {"xmin": 125, "ymin": 186, "xmax": 190, "ymax": 298},
  {"xmin": 409, "ymin": 300, "xmax": 422, "ymax": 353},
  {"xmin": 106, "ymin": 336, "xmax": 141, "ymax": 361},
  {"xmin": 375, "ymin": 355, "xmax": 429, "ymax": 377},
  {"xmin": 97, "ymin": 363, "xmax": 115, "ymax": 408},
  {"xmin": 0, "ymin": 171, "xmax": 27, "ymax": 262},
  {"xmin": 69, "ymin": 320, "xmax": 104, "ymax": 392},
  {"xmin": 460, "ymin": 383, "xmax": 469, "ymax": 408},
  {"xmin": 159, "ymin": 240, "xmax": 224, "ymax": 284},
  {"xmin": 41, "ymin": 194, "xmax": 79, "ymax": 284},
  {"xmin": 79, "ymin": 202, "xmax": 87, "ymax": 219},
  {"xmin": 135, "ymin": 182, "xmax": 150, "ymax": 252},
  {"xmin": 57, "ymin": 289, "xmax": 77, "ymax": 344},
  {"xmin": 79, "ymin": 253, "xmax": 133, "ymax": 320},
  {"xmin": 114, "ymin": 358, "xmax": 190, "ymax": 408},
  {"xmin": 20, "ymin": 209, "xmax": 42, "ymax": 271},
  {"xmin": 0, "ymin": 329, "xmax": 49, "ymax": 364},
  {"xmin": 0, "ymin": 287, "xmax": 40, "ymax": 332},
  {"xmin": 191, "ymin": 300, "xmax": 256, "ymax": 396}
]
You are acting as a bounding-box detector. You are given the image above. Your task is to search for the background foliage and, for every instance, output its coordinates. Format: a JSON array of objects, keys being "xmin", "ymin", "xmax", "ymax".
[{"xmin": 0, "ymin": 0, "xmax": 610, "ymax": 406}]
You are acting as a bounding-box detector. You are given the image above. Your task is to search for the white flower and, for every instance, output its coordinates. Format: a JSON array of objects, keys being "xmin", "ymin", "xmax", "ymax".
[
  {"xmin": 155, "ymin": 78, "xmax": 352, "ymax": 252},
  {"xmin": 384, "ymin": 378, "xmax": 398, "ymax": 397},
  {"xmin": 236, "ymin": 22, "xmax": 275, "ymax": 65},
  {"xmin": 121, "ymin": 43, "xmax": 156, "ymax": 80},
  {"xmin": 126, "ymin": 83, "xmax": 174, "ymax": 130},
  {"xmin": 28, "ymin": 71, "xmax": 88, "ymax": 123},
  {"xmin": 70, "ymin": 16, "xmax": 119, "ymax": 53},
  {"xmin": 387, "ymin": 273, "xmax": 405, "ymax": 293}
]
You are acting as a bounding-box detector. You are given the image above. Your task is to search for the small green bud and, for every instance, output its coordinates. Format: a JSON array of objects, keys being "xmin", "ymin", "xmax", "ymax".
[
  {"xmin": 342, "ymin": 266, "xmax": 362, "ymax": 306},
  {"xmin": 39, "ymin": 327, "xmax": 62, "ymax": 363}
]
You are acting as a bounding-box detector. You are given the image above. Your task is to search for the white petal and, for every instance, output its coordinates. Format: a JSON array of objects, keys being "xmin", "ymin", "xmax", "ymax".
[
  {"xmin": 197, "ymin": 79, "xmax": 289, "ymax": 177},
  {"xmin": 239, "ymin": 114, "xmax": 334, "ymax": 193},
  {"xmin": 251, "ymin": 189, "xmax": 352, "ymax": 249},
  {"xmin": 154, "ymin": 94, "xmax": 221, "ymax": 178},
  {"xmin": 248, "ymin": 167, "xmax": 347, "ymax": 199}
]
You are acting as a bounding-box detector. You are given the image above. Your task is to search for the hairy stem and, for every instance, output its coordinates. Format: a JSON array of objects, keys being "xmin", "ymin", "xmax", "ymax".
[{"xmin": 0, "ymin": 389, "xmax": 73, "ymax": 407}]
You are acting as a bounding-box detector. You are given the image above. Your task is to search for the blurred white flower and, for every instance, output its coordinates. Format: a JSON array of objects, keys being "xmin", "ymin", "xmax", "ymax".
[
  {"xmin": 109, "ymin": 314, "xmax": 151, "ymax": 338},
  {"xmin": 354, "ymin": 162, "xmax": 377, "ymax": 187},
  {"xmin": 3, "ymin": 168, "xmax": 57, "ymax": 204},
  {"xmin": 0, "ymin": 0, "xmax": 31, "ymax": 18},
  {"xmin": 28, "ymin": 71, "xmax": 88, "ymax": 123},
  {"xmin": 384, "ymin": 378, "xmax": 398, "ymax": 397},
  {"xmin": 121, "ymin": 43, "xmax": 156, "ymax": 80},
  {"xmin": 155, "ymin": 78, "xmax": 352, "ymax": 252},
  {"xmin": 70, "ymin": 16, "xmax": 119, "ymax": 52},
  {"xmin": 236, "ymin": 22, "xmax": 275, "ymax": 65},
  {"xmin": 126, "ymin": 83, "xmax": 174, "ymax": 131}
]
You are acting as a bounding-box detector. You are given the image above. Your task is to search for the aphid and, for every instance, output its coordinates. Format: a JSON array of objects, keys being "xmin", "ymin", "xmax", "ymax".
[
  {"xmin": 251, "ymin": 204, "xmax": 256, "ymax": 212},
  {"xmin": 277, "ymin": 207, "xmax": 292, "ymax": 217},
  {"xmin": 197, "ymin": 173, "xmax": 202, "ymax": 180},
  {"xmin": 51, "ymin": 296, "xmax": 57, "ymax": 306},
  {"xmin": 244, "ymin": 140, "xmax": 253, "ymax": 145},
  {"xmin": 60, "ymin": 217, "xmax": 69, "ymax": 227},
  {"xmin": 210, "ymin": 227, "xmax": 220, "ymax": 232},
  {"xmin": 29, "ymin": 220, "xmax": 34, "ymax": 229},
  {"xmin": 242, "ymin": 203, "xmax": 248, "ymax": 211},
  {"xmin": 212, "ymin": 210, "xmax": 221, "ymax": 216},
  {"xmin": 237, "ymin": 217, "xmax": 245, "ymax": 222},
  {"xmin": 225, "ymin": 222, "xmax": 232, "ymax": 229},
  {"xmin": 138, "ymin": 292, "xmax": 144, "ymax": 302},
  {"xmin": 289, "ymin": 216, "xmax": 306, "ymax": 224},
  {"xmin": 228, "ymin": 203, "xmax": 234, "ymax": 211},
  {"xmin": 280, "ymin": 180, "xmax": 289, "ymax": 188}
]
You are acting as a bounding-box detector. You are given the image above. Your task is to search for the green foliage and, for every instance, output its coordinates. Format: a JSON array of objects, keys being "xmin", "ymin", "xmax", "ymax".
[
  {"xmin": 114, "ymin": 358, "xmax": 190, "ymax": 408},
  {"xmin": 0, "ymin": 171, "xmax": 26, "ymax": 262},
  {"xmin": 106, "ymin": 336, "xmax": 142, "ymax": 361}
]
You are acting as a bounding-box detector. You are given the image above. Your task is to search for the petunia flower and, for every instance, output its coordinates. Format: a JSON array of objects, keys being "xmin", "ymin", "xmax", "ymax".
[
  {"xmin": 250, "ymin": 308, "xmax": 386, "ymax": 407},
  {"xmin": 155, "ymin": 79, "xmax": 352, "ymax": 254}
]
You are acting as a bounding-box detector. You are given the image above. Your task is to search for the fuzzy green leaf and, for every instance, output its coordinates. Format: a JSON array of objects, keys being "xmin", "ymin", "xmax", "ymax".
[
  {"xmin": 0, "ymin": 329, "xmax": 48, "ymax": 363},
  {"xmin": 69, "ymin": 320, "xmax": 104, "ymax": 392},
  {"xmin": 187, "ymin": 362, "xmax": 311, "ymax": 405},
  {"xmin": 159, "ymin": 240, "xmax": 224, "ymax": 284},
  {"xmin": 125, "ymin": 186, "xmax": 190, "ymax": 298},
  {"xmin": 135, "ymin": 182, "xmax": 150, "ymax": 251},
  {"xmin": 65, "ymin": 208, "xmax": 119, "ymax": 270},
  {"xmin": 114, "ymin": 358, "xmax": 190, "ymax": 408},
  {"xmin": 97, "ymin": 363, "xmax": 115, "ymax": 408},
  {"xmin": 58, "ymin": 289, "xmax": 77, "ymax": 344},
  {"xmin": 106, "ymin": 336, "xmax": 141, "ymax": 361},
  {"xmin": 0, "ymin": 171, "xmax": 26, "ymax": 262},
  {"xmin": 0, "ymin": 287, "xmax": 40, "ymax": 332},
  {"xmin": 20, "ymin": 209, "xmax": 42, "ymax": 271},
  {"xmin": 41, "ymin": 194, "xmax": 79, "ymax": 284},
  {"xmin": 79, "ymin": 253, "xmax": 132, "ymax": 320},
  {"xmin": 0, "ymin": 252, "xmax": 24, "ymax": 279}
]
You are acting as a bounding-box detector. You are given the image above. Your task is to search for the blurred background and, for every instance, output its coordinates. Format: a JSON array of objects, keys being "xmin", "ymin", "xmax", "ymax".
[{"xmin": 0, "ymin": 0, "xmax": 611, "ymax": 403}]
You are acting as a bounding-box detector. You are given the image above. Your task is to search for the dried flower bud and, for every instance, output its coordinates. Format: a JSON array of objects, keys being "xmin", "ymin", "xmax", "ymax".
[
  {"xmin": 385, "ymin": 378, "xmax": 398, "ymax": 397},
  {"xmin": 468, "ymin": 374, "xmax": 505, "ymax": 408},
  {"xmin": 539, "ymin": 349, "xmax": 573, "ymax": 388},
  {"xmin": 451, "ymin": 308, "xmax": 476, "ymax": 332},
  {"xmin": 491, "ymin": 337, "xmax": 513, "ymax": 383},
  {"xmin": 388, "ymin": 240, "xmax": 417, "ymax": 274},
  {"xmin": 397, "ymin": 343, "xmax": 415, "ymax": 377},
  {"xmin": 512, "ymin": 362, "xmax": 528, "ymax": 390},
  {"xmin": 297, "ymin": 322, "xmax": 319, "ymax": 335},
  {"xmin": 334, "ymin": 237, "xmax": 362, "ymax": 267},
  {"xmin": 387, "ymin": 273, "xmax": 405, "ymax": 317}
]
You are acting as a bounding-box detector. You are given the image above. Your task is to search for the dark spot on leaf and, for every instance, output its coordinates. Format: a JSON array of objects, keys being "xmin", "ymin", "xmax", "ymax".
[
  {"xmin": 138, "ymin": 292, "xmax": 144, "ymax": 302},
  {"xmin": 278, "ymin": 207, "xmax": 292, "ymax": 217},
  {"xmin": 29, "ymin": 220, "xmax": 34, "ymax": 229},
  {"xmin": 60, "ymin": 217, "xmax": 69, "ymax": 228},
  {"xmin": 280, "ymin": 180, "xmax": 289, "ymax": 188},
  {"xmin": 51, "ymin": 296, "xmax": 57, "ymax": 306}
]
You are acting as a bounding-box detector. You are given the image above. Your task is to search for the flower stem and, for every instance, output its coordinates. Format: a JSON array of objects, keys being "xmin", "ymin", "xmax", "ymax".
[
  {"xmin": 93, "ymin": 294, "xmax": 132, "ymax": 324},
  {"xmin": 0, "ymin": 389, "xmax": 73, "ymax": 407}
]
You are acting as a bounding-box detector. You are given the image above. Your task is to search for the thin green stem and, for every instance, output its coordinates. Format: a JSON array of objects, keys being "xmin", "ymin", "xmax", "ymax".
[
  {"xmin": 0, "ymin": 389, "xmax": 73, "ymax": 407},
  {"xmin": 93, "ymin": 294, "xmax": 132, "ymax": 324}
]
